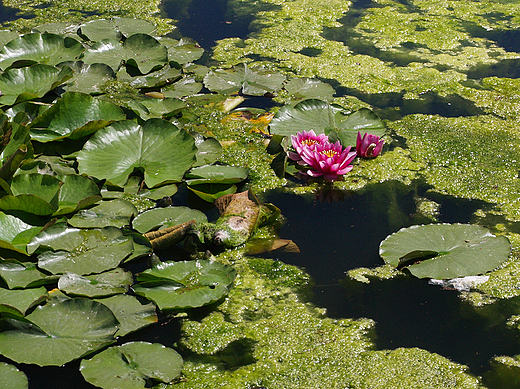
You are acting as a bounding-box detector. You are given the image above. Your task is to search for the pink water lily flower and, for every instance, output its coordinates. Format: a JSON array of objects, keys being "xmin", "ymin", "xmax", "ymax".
[
  {"xmin": 288, "ymin": 130, "xmax": 330, "ymax": 162},
  {"xmin": 356, "ymin": 132, "xmax": 384, "ymax": 158},
  {"xmin": 300, "ymin": 140, "xmax": 357, "ymax": 181}
]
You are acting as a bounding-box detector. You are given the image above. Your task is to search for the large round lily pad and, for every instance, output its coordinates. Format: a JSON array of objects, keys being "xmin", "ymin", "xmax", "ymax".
[
  {"xmin": 80, "ymin": 341, "xmax": 183, "ymax": 389},
  {"xmin": 77, "ymin": 119, "xmax": 197, "ymax": 188},
  {"xmin": 0, "ymin": 298, "xmax": 118, "ymax": 366},
  {"xmin": 134, "ymin": 260, "xmax": 237, "ymax": 310},
  {"xmin": 379, "ymin": 223, "xmax": 511, "ymax": 279}
]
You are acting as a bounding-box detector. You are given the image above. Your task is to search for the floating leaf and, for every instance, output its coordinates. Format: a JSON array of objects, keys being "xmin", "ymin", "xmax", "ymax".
[
  {"xmin": 185, "ymin": 165, "xmax": 249, "ymax": 185},
  {"xmin": 0, "ymin": 64, "xmax": 73, "ymax": 106},
  {"xmin": 194, "ymin": 137, "xmax": 222, "ymax": 167},
  {"xmin": 379, "ymin": 224, "xmax": 511, "ymax": 279},
  {"xmin": 188, "ymin": 183, "xmax": 237, "ymax": 203},
  {"xmin": 0, "ymin": 212, "xmax": 42, "ymax": 254},
  {"xmin": 0, "ymin": 286, "xmax": 47, "ymax": 314},
  {"xmin": 68, "ymin": 199, "xmax": 137, "ymax": 228},
  {"xmin": 94, "ymin": 294, "xmax": 157, "ymax": 337},
  {"xmin": 80, "ymin": 341, "xmax": 182, "ymax": 389},
  {"xmin": 60, "ymin": 61, "xmax": 116, "ymax": 94},
  {"xmin": 0, "ymin": 362, "xmax": 28, "ymax": 389},
  {"xmin": 132, "ymin": 206, "xmax": 207, "ymax": 233},
  {"xmin": 54, "ymin": 174, "xmax": 102, "ymax": 215},
  {"xmin": 82, "ymin": 39, "xmax": 125, "ymax": 71},
  {"xmin": 58, "ymin": 268, "xmax": 133, "ymax": 297},
  {"xmin": 0, "ymin": 260, "xmax": 56, "ymax": 289},
  {"xmin": 77, "ymin": 119, "xmax": 197, "ymax": 188},
  {"xmin": 0, "ymin": 298, "xmax": 118, "ymax": 366},
  {"xmin": 29, "ymin": 91, "xmax": 125, "ymax": 142},
  {"xmin": 134, "ymin": 260, "xmax": 236, "ymax": 310},
  {"xmin": 283, "ymin": 77, "xmax": 335, "ymax": 103},
  {"xmin": 79, "ymin": 18, "xmax": 156, "ymax": 42},
  {"xmin": 162, "ymin": 77, "xmax": 203, "ymax": 98},
  {"xmin": 139, "ymin": 97, "xmax": 186, "ymax": 118},
  {"xmin": 124, "ymin": 34, "xmax": 168, "ymax": 74},
  {"xmin": 204, "ymin": 63, "xmax": 286, "ymax": 96},
  {"xmin": 159, "ymin": 36, "xmax": 204, "ymax": 64},
  {"xmin": 30, "ymin": 225, "xmax": 134, "ymax": 275},
  {"xmin": 0, "ymin": 33, "xmax": 84, "ymax": 70}
]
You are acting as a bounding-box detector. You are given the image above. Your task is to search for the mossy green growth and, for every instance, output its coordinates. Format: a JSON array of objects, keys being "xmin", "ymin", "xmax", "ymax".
[{"xmin": 175, "ymin": 254, "xmax": 484, "ymax": 388}]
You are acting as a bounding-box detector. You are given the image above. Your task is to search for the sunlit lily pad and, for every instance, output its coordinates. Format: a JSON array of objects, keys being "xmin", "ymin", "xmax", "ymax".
[
  {"xmin": 204, "ymin": 63, "xmax": 286, "ymax": 96},
  {"xmin": 0, "ymin": 260, "xmax": 56, "ymax": 289},
  {"xmin": 0, "ymin": 298, "xmax": 118, "ymax": 366},
  {"xmin": 0, "ymin": 286, "xmax": 48, "ymax": 314},
  {"xmin": 60, "ymin": 62, "xmax": 116, "ymax": 94},
  {"xmin": 82, "ymin": 39, "xmax": 125, "ymax": 71},
  {"xmin": 0, "ymin": 64, "xmax": 73, "ymax": 106},
  {"xmin": 68, "ymin": 199, "xmax": 137, "ymax": 228},
  {"xmin": 269, "ymin": 99, "xmax": 385, "ymax": 146},
  {"xmin": 0, "ymin": 212, "xmax": 42, "ymax": 254},
  {"xmin": 162, "ymin": 77, "xmax": 203, "ymax": 98},
  {"xmin": 0, "ymin": 33, "xmax": 84, "ymax": 70},
  {"xmin": 283, "ymin": 77, "xmax": 335, "ymax": 103},
  {"xmin": 94, "ymin": 294, "xmax": 157, "ymax": 337},
  {"xmin": 0, "ymin": 362, "xmax": 28, "ymax": 389},
  {"xmin": 185, "ymin": 165, "xmax": 249, "ymax": 185},
  {"xmin": 79, "ymin": 18, "xmax": 156, "ymax": 42},
  {"xmin": 124, "ymin": 34, "xmax": 169, "ymax": 74},
  {"xmin": 80, "ymin": 341, "xmax": 182, "ymax": 389},
  {"xmin": 188, "ymin": 183, "xmax": 237, "ymax": 203},
  {"xmin": 29, "ymin": 225, "xmax": 134, "ymax": 275},
  {"xmin": 58, "ymin": 268, "xmax": 133, "ymax": 297},
  {"xmin": 133, "ymin": 260, "xmax": 237, "ymax": 310},
  {"xmin": 379, "ymin": 224, "xmax": 511, "ymax": 279},
  {"xmin": 77, "ymin": 119, "xmax": 197, "ymax": 188},
  {"xmin": 159, "ymin": 36, "xmax": 204, "ymax": 64},
  {"xmin": 29, "ymin": 91, "xmax": 125, "ymax": 142},
  {"xmin": 132, "ymin": 206, "xmax": 207, "ymax": 233}
]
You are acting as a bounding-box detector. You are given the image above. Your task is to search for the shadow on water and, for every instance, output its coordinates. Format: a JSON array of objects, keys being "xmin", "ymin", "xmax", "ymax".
[
  {"xmin": 0, "ymin": 1, "xmax": 26, "ymax": 23},
  {"xmin": 262, "ymin": 181, "xmax": 519, "ymax": 375}
]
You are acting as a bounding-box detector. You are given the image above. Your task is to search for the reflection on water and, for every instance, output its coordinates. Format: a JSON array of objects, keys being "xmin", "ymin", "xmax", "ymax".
[{"xmin": 263, "ymin": 181, "xmax": 517, "ymax": 375}]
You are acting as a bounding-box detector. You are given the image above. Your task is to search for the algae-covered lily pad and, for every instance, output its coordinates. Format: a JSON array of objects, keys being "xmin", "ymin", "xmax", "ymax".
[
  {"xmin": 80, "ymin": 341, "xmax": 183, "ymax": 389},
  {"xmin": 132, "ymin": 206, "xmax": 207, "ymax": 233},
  {"xmin": 204, "ymin": 63, "xmax": 286, "ymax": 96},
  {"xmin": 77, "ymin": 119, "xmax": 197, "ymax": 188},
  {"xmin": 58, "ymin": 268, "xmax": 134, "ymax": 297},
  {"xmin": 134, "ymin": 260, "xmax": 237, "ymax": 310},
  {"xmin": 269, "ymin": 99, "xmax": 385, "ymax": 146},
  {"xmin": 29, "ymin": 225, "xmax": 134, "ymax": 275},
  {"xmin": 0, "ymin": 33, "xmax": 84, "ymax": 70},
  {"xmin": 0, "ymin": 298, "xmax": 118, "ymax": 366},
  {"xmin": 0, "ymin": 362, "xmax": 28, "ymax": 389},
  {"xmin": 379, "ymin": 224, "xmax": 511, "ymax": 279}
]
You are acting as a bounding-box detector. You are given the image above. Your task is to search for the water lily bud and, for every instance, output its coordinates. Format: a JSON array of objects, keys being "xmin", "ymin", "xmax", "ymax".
[{"xmin": 356, "ymin": 132, "xmax": 384, "ymax": 158}]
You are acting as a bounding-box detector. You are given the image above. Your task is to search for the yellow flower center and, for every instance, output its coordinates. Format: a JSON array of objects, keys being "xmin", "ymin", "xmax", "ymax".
[
  {"xmin": 320, "ymin": 149, "xmax": 338, "ymax": 158},
  {"xmin": 302, "ymin": 139, "xmax": 319, "ymax": 146}
]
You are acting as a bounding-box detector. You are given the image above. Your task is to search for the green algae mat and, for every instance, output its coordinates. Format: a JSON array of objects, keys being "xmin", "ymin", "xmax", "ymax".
[{"xmin": 1, "ymin": 0, "xmax": 520, "ymax": 387}]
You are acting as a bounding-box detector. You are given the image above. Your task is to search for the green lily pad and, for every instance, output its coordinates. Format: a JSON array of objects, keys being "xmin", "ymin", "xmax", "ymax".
[
  {"xmin": 60, "ymin": 61, "xmax": 116, "ymax": 94},
  {"xmin": 29, "ymin": 91, "xmax": 125, "ymax": 142},
  {"xmin": 11, "ymin": 173, "xmax": 61, "ymax": 205},
  {"xmin": 139, "ymin": 97, "xmax": 186, "ymax": 118},
  {"xmin": 204, "ymin": 63, "xmax": 286, "ymax": 96},
  {"xmin": 58, "ymin": 268, "xmax": 133, "ymax": 297},
  {"xmin": 82, "ymin": 39, "xmax": 125, "ymax": 71},
  {"xmin": 194, "ymin": 137, "xmax": 222, "ymax": 167},
  {"xmin": 0, "ymin": 298, "xmax": 118, "ymax": 366},
  {"xmin": 188, "ymin": 183, "xmax": 237, "ymax": 203},
  {"xmin": 77, "ymin": 119, "xmax": 197, "ymax": 188},
  {"xmin": 0, "ymin": 31, "xmax": 19, "ymax": 48},
  {"xmin": 137, "ymin": 184, "xmax": 178, "ymax": 201},
  {"xmin": 379, "ymin": 224, "xmax": 511, "ymax": 279},
  {"xmin": 0, "ymin": 33, "xmax": 84, "ymax": 70},
  {"xmin": 185, "ymin": 165, "xmax": 249, "ymax": 185},
  {"xmin": 68, "ymin": 199, "xmax": 138, "ymax": 228},
  {"xmin": 124, "ymin": 34, "xmax": 169, "ymax": 75},
  {"xmin": 162, "ymin": 77, "xmax": 203, "ymax": 98},
  {"xmin": 133, "ymin": 260, "xmax": 237, "ymax": 310},
  {"xmin": 54, "ymin": 174, "xmax": 102, "ymax": 215},
  {"xmin": 132, "ymin": 206, "xmax": 207, "ymax": 233},
  {"xmin": 0, "ymin": 362, "xmax": 28, "ymax": 389},
  {"xmin": 80, "ymin": 341, "xmax": 183, "ymax": 389},
  {"xmin": 0, "ymin": 286, "xmax": 48, "ymax": 314},
  {"xmin": 94, "ymin": 294, "xmax": 157, "ymax": 337},
  {"xmin": 284, "ymin": 77, "xmax": 336, "ymax": 103},
  {"xmin": 269, "ymin": 99, "xmax": 385, "ymax": 146},
  {"xmin": 79, "ymin": 18, "xmax": 156, "ymax": 42},
  {"xmin": 0, "ymin": 212, "xmax": 42, "ymax": 254},
  {"xmin": 29, "ymin": 225, "xmax": 134, "ymax": 275},
  {"xmin": 0, "ymin": 260, "xmax": 56, "ymax": 289},
  {"xmin": 0, "ymin": 64, "xmax": 73, "ymax": 106},
  {"xmin": 159, "ymin": 36, "xmax": 204, "ymax": 64}
]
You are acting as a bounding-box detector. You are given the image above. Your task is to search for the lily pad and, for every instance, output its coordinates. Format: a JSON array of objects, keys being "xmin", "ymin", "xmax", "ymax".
[
  {"xmin": 60, "ymin": 62, "xmax": 116, "ymax": 94},
  {"xmin": 284, "ymin": 77, "xmax": 336, "ymax": 103},
  {"xmin": 77, "ymin": 119, "xmax": 197, "ymax": 188},
  {"xmin": 379, "ymin": 224, "xmax": 511, "ymax": 279},
  {"xmin": 0, "ymin": 64, "xmax": 73, "ymax": 106},
  {"xmin": 58, "ymin": 268, "xmax": 133, "ymax": 297},
  {"xmin": 79, "ymin": 18, "xmax": 156, "ymax": 42},
  {"xmin": 29, "ymin": 91, "xmax": 125, "ymax": 142},
  {"xmin": 68, "ymin": 199, "xmax": 137, "ymax": 228},
  {"xmin": 82, "ymin": 39, "xmax": 125, "ymax": 71},
  {"xmin": 0, "ymin": 212, "xmax": 42, "ymax": 254},
  {"xmin": 0, "ymin": 260, "xmax": 56, "ymax": 289},
  {"xmin": 80, "ymin": 341, "xmax": 183, "ymax": 389},
  {"xmin": 269, "ymin": 99, "xmax": 385, "ymax": 146},
  {"xmin": 0, "ymin": 286, "xmax": 48, "ymax": 314},
  {"xmin": 0, "ymin": 33, "xmax": 84, "ymax": 70},
  {"xmin": 0, "ymin": 298, "xmax": 118, "ymax": 366},
  {"xmin": 29, "ymin": 225, "xmax": 134, "ymax": 275},
  {"xmin": 188, "ymin": 183, "xmax": 237, "ymax": 203},
  {"xmin": 0, "ymin": 362, "xmax": 28, "ymax": 389},
  {"xmin": 133, "ymin": 259, "xmax": 237, "ymax": 310},
  {"xmin": 94, "ymin": 294, "xmax": 157, "ymax": 337},
  {"xmin": 185, "ymin": 165, "xmax": 249, "ymax": 185},
  {"xmin": 204, "ymin": 63, "xmax": 286, "ymax": 96},
  {"xmin": 159, "ymin": 36, "xmax": 204, "ymax": 64},
  {"xmin": 132, "ymin": 206, "xmax": 207, "ymax": 233}
]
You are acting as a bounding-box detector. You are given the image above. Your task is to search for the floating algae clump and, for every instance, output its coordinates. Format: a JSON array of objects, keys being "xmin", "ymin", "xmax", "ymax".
[{"xmin": 175, "ymin": 255, "xmax": 484, "ymax": 388}]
